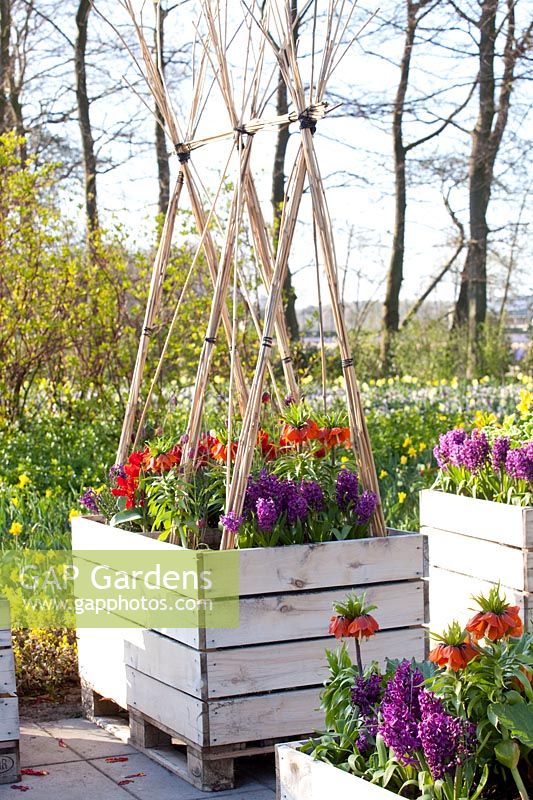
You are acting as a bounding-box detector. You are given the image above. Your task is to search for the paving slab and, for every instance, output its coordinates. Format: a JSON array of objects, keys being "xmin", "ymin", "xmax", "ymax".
[
  {"xmin": 91, "ymin": 751, "xmax": 214, "ymax": 800},
  {"xmin": 2, "ymin": 717, "xmax": 276, "ymax": 799},
  {"xmin": 19, "ymin": 722, "xmax": 83, "ymax": 767},
  {"xmin": 38, "ymin": 718, "xmax": 135, "ymax": 761},
  {"xmin": 0, "ymin": 759, "xmax": 132, "ymax": 799}
]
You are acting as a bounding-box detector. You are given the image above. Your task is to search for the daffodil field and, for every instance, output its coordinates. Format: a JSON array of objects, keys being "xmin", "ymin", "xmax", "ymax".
[{"xmin": 1, "ymin": 374, "xmax": 531, "ymax": 550}]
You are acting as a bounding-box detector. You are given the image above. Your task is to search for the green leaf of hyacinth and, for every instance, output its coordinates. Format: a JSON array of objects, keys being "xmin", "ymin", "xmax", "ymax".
[{"xmin": 490, "ymin": 702, "xmax": 533, "ymax": 748}]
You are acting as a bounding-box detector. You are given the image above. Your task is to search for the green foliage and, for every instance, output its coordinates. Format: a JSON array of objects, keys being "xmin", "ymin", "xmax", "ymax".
[
  {"xmin": 388, "ymin": 318, "xmax": 512, "ymax": 382},
  {"xmin": 12, "ymin": 628, "xmax": 78, "ymax": 698}
]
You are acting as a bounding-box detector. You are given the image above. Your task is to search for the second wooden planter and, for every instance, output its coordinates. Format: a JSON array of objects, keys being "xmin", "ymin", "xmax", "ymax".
[
  {"xmin": 72, "ymin": 517, "xmax": 426, "ymax": 790},
  {"xmin": 420, "ymin": 489, "xmax": 533, "ymax": 633}
]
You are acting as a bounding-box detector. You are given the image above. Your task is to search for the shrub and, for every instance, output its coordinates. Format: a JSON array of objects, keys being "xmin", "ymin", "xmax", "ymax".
[{"xmin": 12, "ymin": 628, "xmax": 78, "ymax": 698}]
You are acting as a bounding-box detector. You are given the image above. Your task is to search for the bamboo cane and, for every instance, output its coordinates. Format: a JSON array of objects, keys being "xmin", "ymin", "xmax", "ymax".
[{"xmin": 116, "ymin": 173, "xmax": 183, "ymax": 463}]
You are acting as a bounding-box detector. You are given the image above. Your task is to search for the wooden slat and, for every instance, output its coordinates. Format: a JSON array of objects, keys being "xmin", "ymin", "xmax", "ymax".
[
  {"xmin": 77, "ymin": 627, "xmax": 132, "ymax": 710},
  {"xmin": 277, "ymin": 743, "xmax": 397, "ymax": 800},
  {"xmin": 237, "ymin": 533, "xmax": 424, "ymax": 595},
  {"xmin": 209, "ymin": 687, "xmax": 323, "ymax": 746},
  {"xmin": 124, "ymin": 629, "xmax": 203, "ymax": 698},
  {"xmin": 420, "ymin": 489, "xmax": 533, "ymax": 548},
  {"xmin": 0, "ymin": 741, "xmax": 20, "ymax": 786},
  {"xmin": 72, "ymin": 517, "xmax": 424, "ymax": 596},
  {"xmin": 71, "ymin": 516, "xmax": 178, "ymax": 551},
  {"xmin": 0, "ymin": 650, "xmax": 15, "ymax": 674},
  {"xmin": 0, "ymin": 698, "xmax": 19, "ymax": 742},
  {"xmin": 202, "ymin": 580, "xmax": 425, "ymax": 648},
  {"xmin": 429, "ymin": 566, "xmax": 533, "ymax": 634},
  {"xmin": 0, "ymin": 674, "xmax": 16, "ymax": 695},
  {"xmin": 125, "ymin": 666, "xmax": 206, "ymax": 747},
  {"xmin": 205, "ymin": 628, "xmax": 425, "ymax": 698},
  {"xmin": 426, "ymin": 527, "xmax": 528, "ymax": 591}
]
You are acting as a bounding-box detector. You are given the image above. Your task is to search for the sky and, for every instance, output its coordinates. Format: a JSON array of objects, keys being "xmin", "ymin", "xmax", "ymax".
[{"xmin": 55, "ymin": 0, "xmax": 533, "ymax": 312}]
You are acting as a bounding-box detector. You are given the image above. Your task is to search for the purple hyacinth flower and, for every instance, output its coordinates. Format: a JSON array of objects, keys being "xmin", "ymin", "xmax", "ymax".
[
  {"xmin": 352, "ymin": 672, "xmax": 383, "ymax": 717},
  {"xmin": 300, "ymin": 480, "xmax": 325, "ymax": 512},
  {"xmin": 336, "ymin": 469, "xmax": 359, "ymax": 511},
  {"xmin": 80, "ymin": 488, "xmax": 99, "ymax": 513},
  {"xmin": 505, "ymin": 446, "xmax": 533, "ymax": 482},
  {"xmin": 378, "ymin": 661, "xmax": 424, "ymax": 766},
  {"xmin": 356, "ymin": 490, "xmax": 377, "ymax": 525},
  {"xmin": 418, "ymin": 709, "xmax": 476, "ymax": 780},
  {"xmin": 433, "ymin": 429, "xmax": 467, "ymax": 468},
  {"xmin": 256, "ymin": 497, "xmax": 278, "ymax": 531},
  {"xmin": 285, "ymin": 484, "xmax": 309, "ymax": 524},
  {"xmin": 492, "ymin": 436, "xmax": 510, "ymax": 472},
  {"xmin": 460, "ymin": 430, "xmax": 489, "ymax": 473},
  {"xmin": 219, "ymin": 510, "xmax": 244, "ymax": 533}
]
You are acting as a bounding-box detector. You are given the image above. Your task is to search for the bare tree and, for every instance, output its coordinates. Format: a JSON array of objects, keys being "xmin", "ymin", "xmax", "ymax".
[
  {"xmin": 452, "ymin": 0, "xmax": 533, "ymax": 373},
  {"xmin": 379, "ymin": 0, "xmax": 476, "ymax": 372},
  {"xmin": 0, "ymin": 0, "xmax": 28, "ymax": 160},
  {"xmin": 75, "ymin": 0, "xmax": 98, "ymax": 235},
  {"xmin": 0, "ymin": 0, "xmax": 12, "ymax": 133}
]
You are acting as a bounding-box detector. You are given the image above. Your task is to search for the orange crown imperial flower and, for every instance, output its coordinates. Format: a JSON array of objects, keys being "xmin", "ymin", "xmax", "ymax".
[
  {"xmin": 465, "ymin": 585, "xmax": 524, "ymax": 642},
  {"xmin": 329, "ymin": 592, "xmax": 379, "ymax": 641},
  {"xmin": 428, "ymin": 621, "xmax": 478, "ymax": 671}
]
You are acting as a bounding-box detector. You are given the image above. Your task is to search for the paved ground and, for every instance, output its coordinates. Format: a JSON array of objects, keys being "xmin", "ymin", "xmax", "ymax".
[{"xmin": 0, "ymin": 719, "xmax": 276, "ymax": 799}]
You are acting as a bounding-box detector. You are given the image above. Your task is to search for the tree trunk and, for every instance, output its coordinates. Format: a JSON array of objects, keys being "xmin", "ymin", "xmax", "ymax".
[
  {"xmin": 154, "ymin": 1, "xmax": 170, "ymax": 217},
  {"xmin": 453, "ymin": 0, "xmax": 519, "ymax": 376},
  {"xmin": 271, "ymin": 0, "xmax": 299, "ymax": 342},
  {"xmin": 75, "ymin": 0, "xmax": 98, "ymax": 235},
  {"xmin": 379, "ymin": 2, "xmax": 417, "ymax": 373},
  {"xmin": 454, "ymin": 0, "xmax": 497, "ymax": 336},
  {"xmin": 0, "ymin": 0, "xmax": 11, "ymax": 133}
]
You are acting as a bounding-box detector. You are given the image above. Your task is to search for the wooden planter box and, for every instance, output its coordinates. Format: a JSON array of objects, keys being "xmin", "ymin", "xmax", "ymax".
[
  {"xmin": 277, "ymin": 742, "xmax": 397, "ymax": 799},
  {"xmin": 72, "ymin": 517, "xmax": 426, "ymax": 790},
  {"xmin": 0, "ymin": 599, "xmax": 20, "ymax": 786},
  {"xmin": 420, "ymin": 489, "xmax": 533, "ymax": 634}
]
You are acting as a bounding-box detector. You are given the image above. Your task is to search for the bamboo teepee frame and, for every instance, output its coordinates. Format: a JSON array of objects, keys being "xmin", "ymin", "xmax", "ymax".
[
  {"xmin": 116, "ymin": 0, "xmax": 299, "ymax": 462},
  {"xmin": 115, "ymin": 0, "xmax": 386, "ymax": 541}
]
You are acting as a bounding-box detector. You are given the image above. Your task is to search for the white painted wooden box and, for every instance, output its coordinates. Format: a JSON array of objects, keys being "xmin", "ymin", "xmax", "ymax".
[
  {"xmin": 0, "ymin": 598, "xmax": 20, "ymax": 785},
  {"xmin": 72, "ymin": 517, "xmax": 426, "ymax": 751},
  {"xmin": 276, "ymin": 742, "xmax": 398, "ymax": 799},
  {"xmin": 420, "ymin": 489, "xmax": 533, "ymax": 634}
]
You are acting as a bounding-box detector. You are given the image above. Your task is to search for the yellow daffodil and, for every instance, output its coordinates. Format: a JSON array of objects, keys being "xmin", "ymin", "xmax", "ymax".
[
  {"xmin": 45, "ymin": 488, "xmax": 53, "ymax": 498},
  {"xmin": 379, "ymin": 469, "xmax": 388, "ymax": 479},
  {"xmin": 419, "ymin": 442, "xmax": 427, "ymax": 451},
  {"xmin": 400, "ymin": 455, "xmax": 408, "ymax": 465},
  {"xmin": 408, "ymin": 446, "xmax": 417, "ymax": 458},
  {"xmin": 402, "ymin": 436, "xmax": 411, "ymax": 448},
  {"xmin": 517, "ymin": 389, "xmax": 532, "ymax": 416},
  {"xmin": 68, "ymin": 509, "xmax": 81, "ymax": 520},
  {"xmin": 340, "ymin": 455, "xmax": 350, "ymax": 464},
  {"xmin": 9, "ymin": 522, "xmax": 22, "ymax": 536},
  {"xmin": 17, "ymin": 474, "xmax": 30, "ymax": 489},
  {"xmin": 11, "ymin": 497, "xmax": 19, "ymax": 508},
  {"xmin": 398, "ymin": 492, "xmax": 407, "ymax": 504}
]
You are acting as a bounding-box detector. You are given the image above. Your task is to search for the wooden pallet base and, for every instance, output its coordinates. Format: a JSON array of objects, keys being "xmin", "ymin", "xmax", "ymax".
[
  {"xmin": 0, "ymin": 740, "xmax": 20, "ymax": 785},
  {"xmin": 82, "ymin": 681, "xmax": 304, "ymax": 791}
]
